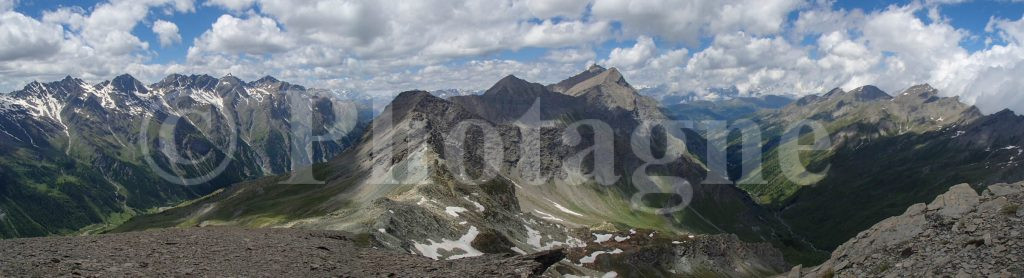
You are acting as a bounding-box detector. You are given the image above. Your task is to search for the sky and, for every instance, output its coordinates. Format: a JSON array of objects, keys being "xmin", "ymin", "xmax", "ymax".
[{"xmin": 2, "ymin": 0, "xmax": 1024, "ymax": 113}]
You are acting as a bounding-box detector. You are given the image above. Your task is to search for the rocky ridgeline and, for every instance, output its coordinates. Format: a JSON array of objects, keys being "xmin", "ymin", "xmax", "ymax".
[{"xmin": 789, "ymin": 182, "xmax": 1024, "ymax": 277}]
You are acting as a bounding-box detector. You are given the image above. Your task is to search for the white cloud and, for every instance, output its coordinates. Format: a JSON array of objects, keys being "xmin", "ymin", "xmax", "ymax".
[
  {"xmin": 544, "ymin": 48, "xmax": 596, "ymax": 63},
  {"xmin": 591, "ymin": 0, "xmax": 806, "ymax": 45},
  {"xmin": 988, "ymin": 15, "xmax": 1024, "ymax": 44},
  {"xmin": 204, "ymin": 0, "xmax": 255, "ymax": 12},
  {"xmin": 526, "ymin": 0, "xmax": 592, "ymax": 19},
  {"xmin": 153, "ymin": 20, "xmax": 182, "ymax": 47},
  {"xmin": 0, "ymin": 11, "xmax": 64, "ymax": 61},
  {"xmin": 0, "ymin": 0, "xmax": 15, "ymax": 12},
  {"xmin": 189, "ymin": 14, "xmax": 292, "ymax": 57},
  {"xmin": 604, "ymin": 36, "xmax": 657, "ymax": 68},
  {"xmin": 259, "ymin": 0, "xmax": 388, "ymax": 45},
  {"xmin": 521, "ymin": 20, "xmax": 610, "ymax": 48}
]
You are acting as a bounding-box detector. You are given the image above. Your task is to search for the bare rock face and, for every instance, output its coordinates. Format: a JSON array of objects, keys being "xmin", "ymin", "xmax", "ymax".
[
  {"xmin": 927, "ymin": 183, "xmax": 980, "ymax": 219},
  {"xmin": 791, "ymin": 182, "xmax": 1024, "ymax": 277}
]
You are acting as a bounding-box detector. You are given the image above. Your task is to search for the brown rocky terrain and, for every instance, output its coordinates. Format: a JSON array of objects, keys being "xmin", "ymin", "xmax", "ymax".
[
  {"xmin": 0, "ymin": 227, "xmax": 563, "ymax": 277},
  {"xmin": 788, "ymin": 181, "xmax": 1024, "ymax": 277}
]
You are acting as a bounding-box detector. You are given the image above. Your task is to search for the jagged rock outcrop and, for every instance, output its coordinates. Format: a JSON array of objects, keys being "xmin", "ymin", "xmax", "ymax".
[{"xmin": 790, "ymin": 182, "xmax": 1024, "ymax": 277}]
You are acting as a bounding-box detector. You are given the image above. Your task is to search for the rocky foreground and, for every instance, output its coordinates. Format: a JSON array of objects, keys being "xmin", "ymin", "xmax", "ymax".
[
  {"xmin": 0, "ymin": 227, "xmax": 563, "ymax": 277},
  {"xmin": 789, "ymin": 182, "xmax": 1024, "ymax": 277}
]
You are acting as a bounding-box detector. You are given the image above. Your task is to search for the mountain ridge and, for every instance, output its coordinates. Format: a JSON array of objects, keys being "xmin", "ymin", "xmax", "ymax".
[{"xmin": 0, "ymin": 73, "xmax": 370, "ymax": 238}]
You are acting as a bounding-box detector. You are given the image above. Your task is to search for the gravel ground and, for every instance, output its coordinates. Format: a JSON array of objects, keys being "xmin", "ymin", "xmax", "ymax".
[{"xmin": 0, "ymin": 227, "xmax": 562, "ymax": 277}]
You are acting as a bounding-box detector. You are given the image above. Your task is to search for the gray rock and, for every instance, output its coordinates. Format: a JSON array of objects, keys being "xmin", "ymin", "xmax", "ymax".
[
  {"xmin": 801, "ymin": 181, "xmax": 1024, "ymax": 278},
  {"xmin": 986, "ymin": 184, "xmax": 1021, "ymax": 197},
  {"xmin": 927, "ymin": 184, "xmax": 979, "ymax": 219},
  {"xmin": 979, "ymin": 197, "xmax": 1009, "ymax": 213}
]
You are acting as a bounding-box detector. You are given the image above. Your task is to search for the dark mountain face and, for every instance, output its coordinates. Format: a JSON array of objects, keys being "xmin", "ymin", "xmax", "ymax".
[{"xmin": 0, "ymin": 74, "xmax": 371, "ymax": 238}]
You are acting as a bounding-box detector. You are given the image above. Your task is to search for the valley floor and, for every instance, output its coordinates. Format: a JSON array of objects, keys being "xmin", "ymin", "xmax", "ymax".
[{"xmin": 0, "ymin": 227, "xmax": 562, "ymax": 277}]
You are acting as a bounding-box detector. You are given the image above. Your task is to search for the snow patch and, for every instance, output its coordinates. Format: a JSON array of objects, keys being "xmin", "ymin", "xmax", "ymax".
[
  {"xmin": 445, "ymin": 206, "xmax": 468, "ymax": 217},
  {"xmin": 524, "ymin": 225, "xmax": 585, "ymax": 251},
  {"xmin": 593, "ymin": 233, "xmax": 614, "ymax": 243},
  {"xmin": 578, "ymin": 249, "xmax": 623, "ymax": 264},
  {"xmin": 533, "ymin": 210, "xmax": 565, "ymax": 222},
  {"xmin": 565, "ymin": 273, "xmax": 618, "ymax": 278},
  {"xmin": 614, "ymin": 235, "xmax": 630, "ymax": 242},
  {"xmin": 463, "ymin": 196, "xmax": 485, "ymax": 212},
  {"xmin": 546, "ymin": 198, "xmax": 583, "ymax": 217},
  {"xmin": 412, "ymin": 226, "xmax": 484, "ymax": 260},
  {"xmin": 510, "ymin": 247, "xmax": 526, "ymax": 255}
]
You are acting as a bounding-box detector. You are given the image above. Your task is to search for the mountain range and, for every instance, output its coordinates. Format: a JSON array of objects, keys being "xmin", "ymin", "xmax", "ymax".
[
  {"xmin": 0, "ymin": 74, "xmax": 372, "ymax": 238},
  {"xmin": 1, "ymin": 65, "xmax": 1023, "ymax": 276}
]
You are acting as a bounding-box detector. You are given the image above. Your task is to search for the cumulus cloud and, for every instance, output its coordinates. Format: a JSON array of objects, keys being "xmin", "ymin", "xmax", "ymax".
[
  {"xmin": 0, "ymin": 12, "xmax": 64, "ymax": 61},
  {"xmin": 526, "ymin": 0, "xmax": 591, "ymax": 19},
  {"xmin": 0, "ymin": 0, "xmax": 15, "ymax": 12},
  {"xmin": 544, "ymin": 48, "xmax": 597, "ymax": 63},
  {"xmin": 604, "ymin": 36, "xmax": 657, "ymax": 68},
  {"xmin": 153, "ymin": 20, "xmax": 182, "ymax": 47},
  {"xmin": 591, "ymin": 0, "xmax": 805, "ymax": 45},
  {"xmin": 204, "ymin": 0, "xmax": 256, "ymax": 12},
  {"xmin": 189, "ymin": 14, "xmax": 292, "ymax": 57}
]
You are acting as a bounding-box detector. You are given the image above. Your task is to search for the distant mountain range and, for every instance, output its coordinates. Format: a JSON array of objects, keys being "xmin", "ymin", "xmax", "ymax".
[
  {"xmin": 2, "ymin": 65, "xmax": 1023, "ymax": 276},
  {"xmin": 0, "ymin": 74, "xmax": 372, "ymax": 237}
]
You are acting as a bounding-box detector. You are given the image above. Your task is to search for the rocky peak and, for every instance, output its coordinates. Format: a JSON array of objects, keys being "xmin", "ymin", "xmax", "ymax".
[
  {"xmin": 548, "ymin": 64, "xmax": 609, "ymax": 93},
  {"xmin": 111, "ymin": 74, "xmax": 148, "ymax": 94},
  {"xmin": 249, "ymin": 75, "xmax": 284, "ymax": 88},
  {"xmin": 255, "ymin": 75, "xmax": 279, "ymax": 84},
  {"xmin": 896, "ymin": 83, "xmax": 941, "ymax": 104},
  {"xmin": 563, "ymin": 66, "xmax": 633, "ymax": 97},
  {"xmin": 154, "ymin": 74, "xmax": 218, "ymax": 91},
  {"xmin": 12, "ymin": 77, "xmax": 80, "ymax": 100},
  {"xmin": 483, "ymin": 74, "xmax": 548, "ymax": 98},
  {"xmin": 991, "ymin": 108, "xmax": 1021, "ymax": 119},
  {"xmin": 900, "ymin": 83, "xmax": 938, "ymax": 96},
  {"xmin": 794, "ymin": 94, "xmax": 822, "ymax": 106},
  {"xmin": 846, "ymin": 85, "xmax": 891, "ymax": 101},
  {"xmin": 822, "ymin": 87, "xmax": 845, "ymax": 98},
  {"xmin": 218, "ymin": 75, "xmax": 244, "ymax": 86},
  {"xmin": 59, "ymin": 75, "xmax": 79, "ymax": 86},
  {"xmin": 386, "ymin": 90, "xmax": 445, "ymax": 121},
  {"xmin": 491, "ymin": 74, "xmax": 526, "ymax": 89}
]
